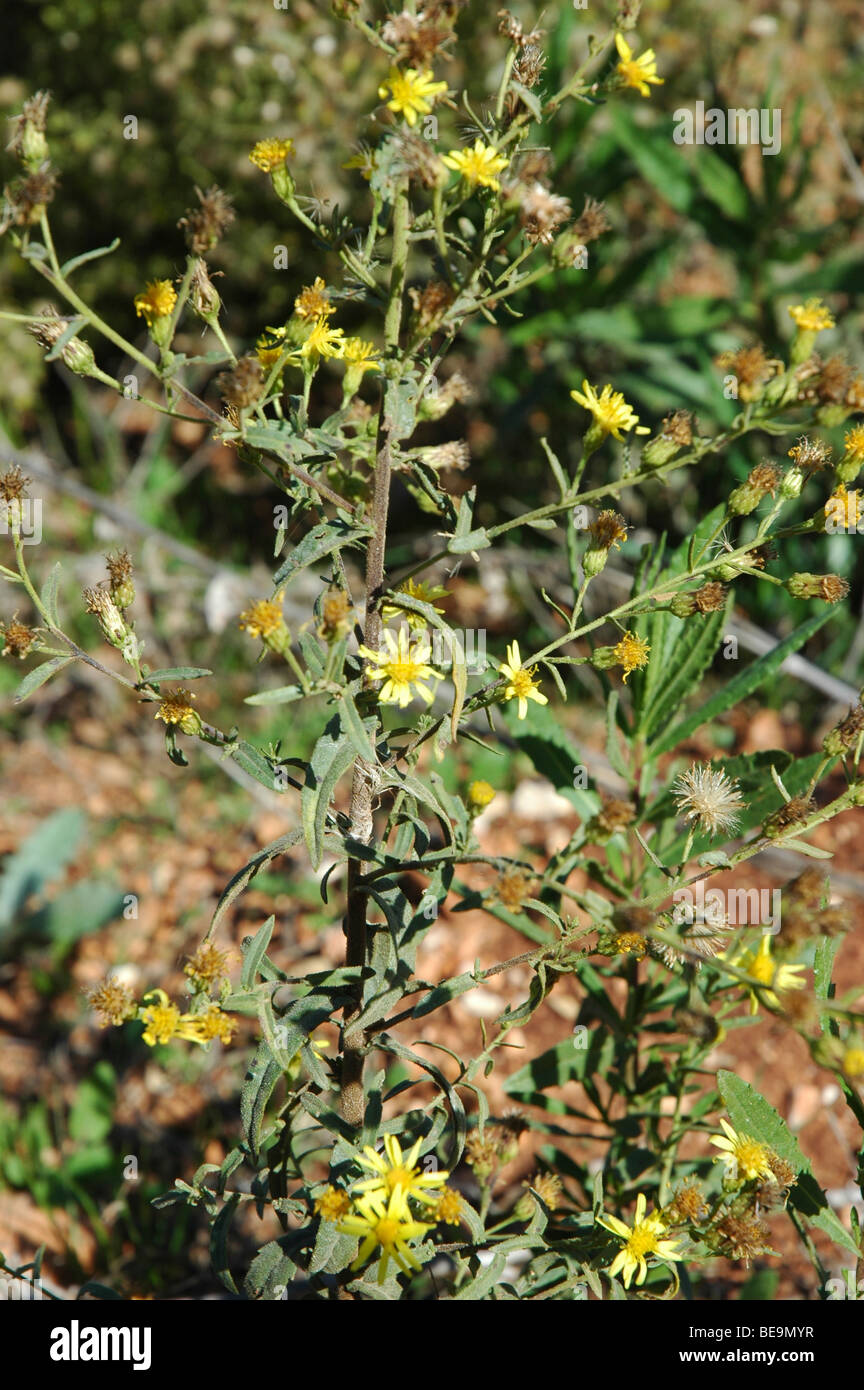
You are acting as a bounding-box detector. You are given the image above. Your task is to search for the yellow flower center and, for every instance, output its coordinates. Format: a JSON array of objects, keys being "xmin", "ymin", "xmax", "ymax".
[
  {"xmin": 748, "ymin": 954, "xmax": 775, "ymax": 986},
  {"xmin": 627, "ymin": 1221, "xmax": 661, "ymax": 1260},
  {"xmin": 843, "ymin": 1047, "xmax": 864, "ymax": 1077},
  {"xmin": 509, "ymin": 667, "xmax": 537, "ymax": 697},
  {"xmin": 736, "ymin": 1139, "xmax": 771, "ymax": 1178},
  {"xmin": 375, "ymin": 1218, "xmax": 401, "ymax": 1248},
  {"xmin": 385, "ymin": 658, "xmax": 424, "ymax": 684},
  {"xmin": 385, "ymin": 1165, "xmax": 416, "ymax": 1192}
]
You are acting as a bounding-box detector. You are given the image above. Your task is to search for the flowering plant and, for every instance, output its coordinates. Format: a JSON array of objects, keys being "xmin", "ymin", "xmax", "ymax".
[{"xmin": 3, "ymin": 2, "xmax": 864, "ymax": 1302}]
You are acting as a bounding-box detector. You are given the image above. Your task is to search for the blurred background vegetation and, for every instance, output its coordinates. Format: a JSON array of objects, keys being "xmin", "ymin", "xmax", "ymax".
[{"xmin": 3, "ymin": 0, "xmax": 864, "ymax": 1296}]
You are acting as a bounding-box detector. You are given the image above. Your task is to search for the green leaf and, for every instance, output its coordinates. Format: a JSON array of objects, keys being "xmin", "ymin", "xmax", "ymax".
[
  {"xmin": 273, "ymin": 519, "xmax": 371, "ymax": 588},
  {"xmin": 692, "ymin": 150, "xmax": 750, "ymax": 221},
  {"xmin": 651, "ymin": 610, "xmax": 834, "ymax": 756},
  {"xmin": 60, "ymin": 238, "xmax": 121, "ymax": 277},
  {"xmin": 28, "ymin": 880, "xmax": 126, "ymax": 948},
  {"xmin": 609, "ymin": 106, "xmax": 693, "ymax": 213},
  {"xmin": 244, "ymin": 685, "xmax": 305, "ymax": 706},
  {"xmin": 241, "ymin": 1042, "xmax": 283, "ymax": 1159},
  {"xmin": 241, "ymin": 916, "xmax": 276, "ymax": 989},
  {"xmin": 338, "ymin": 692, "xmax": 378, "ymax": 764},
  {"xmin": 39, "ymin": 563, "xmax": 61, "ymax": 626},
  {"xmin": 209, "ymin": 830, "xmax": 302, "ymax": 940},
  {"xmin": 210, "ymin": 1195, "xmax": 240, "ymax": 1295},
  {"xmin": 0, "ymin": 808, "xmax": 87, "ymax": 932},
  {"xmin": 302, "ymin": 715, "xmax": 357, "ymax": 869},
  {"xmin": 13, "ymin": 656, "xmax": 74, "ymax": 704},
  {"xmin": 140, "ymin": 666, "xmax": 213, "ymax": 684}
]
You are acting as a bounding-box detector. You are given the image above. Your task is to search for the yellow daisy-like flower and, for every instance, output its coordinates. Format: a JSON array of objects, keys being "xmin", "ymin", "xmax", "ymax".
[
  {"xmin": 570, "ymin": 379, "xmax": 650, "ymax": 441},
  {"xmin": 441, "ymin": 139, "xmax": 509, "ymax": 191},
  {"xmin": 596, "ymin": 1194, "xmax": 683, "ymax": 1289},
  {"xmin": 378, "ymin": 67, "xmax": 448, "ymax": 127},
  {"xmin": 256, "ymin": 326, "xmax": 288, "ymax": 368},
  {"xmin": 315, "ymin": 1185, "xmax": 351, "ymax": 1222},
  {"xmin": 614, "ymin": 33, "xmax": 664, "ymax": 98},
  {"xmin": 338, "ymin": 1187, "xmax": 433, "ymax": 1283},
  {"xmin": 353, "ymin": 1133, "xmax": 450, "ymax": 1207},
  {"xmin": 294, "ymin": 277, "xmax": 336, "ymax": 323},
  {"xmin": 133, "ymin": 279, "xmax": 177, "ymax": 326},
  {"xmin": 357, "ymin": 627, "xmax": 441, "ymax": 707},
  {"xmin": 613, "ymin": 630, "xmax": 651, "ymax": 683},
  {"xmin": 343, "ymin": 337, "xmax": 381, "ymax": 375},
  {"xmin": 499, "ymin": 640, "xmax": 548, "ymax": 720},
  {"xmin": 238, "ymin": 591, "xmax": 286, "ymax": 641},
  {"xmin": 184, "ymin": 1002, "xmax": 237, "ymax": 1045},
  {"xmin": 249, "ymin": 137, "xmax": 295, "ymax": 172},
  {"xmin": 709, "ymin": 1118, "xmax": 776, "ymax": 1182},
  {"xmin": 300, "ymin": 317, "xmax": 346, "ymax": 361},
  {"xmin": 138, "ymin": 990, "xmax": 182, "ymax": 1046},
  {"xmin": 841, "ymin": 1046, "xmax": 864, "ymax": 1078},
  {"xmin": 733, "ymin": 934, "xmax": 807, "ymax": 1015},
  {"xmin": 787, "ymin": 298, "xmax": 835, "ymax": 333}
]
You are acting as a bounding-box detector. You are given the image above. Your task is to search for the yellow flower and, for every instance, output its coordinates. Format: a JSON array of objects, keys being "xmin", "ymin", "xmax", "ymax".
[
  {"xmin": 613, "ymin": 630, "xmax": 650, "ymax": 683},
  {"xmin": 249, "ymin": 138, "xmax": 295, "ymax": 172},
  {"xmin": 378, "ymin": 67, "xmax": 448, "ymax": 127},
  {"xmin": 315, "ymin": 1185, "xmax": 351, "ymax": 1222},
  {"xmin": 499, "ymin": 640, "xmax": 548, "ymax": 719},
  {"xmin": 614, "ymin": 33, "xmax": 663, "ymax": 98},
  {"xmin": 596, "ymin": 1194, "xmax": 683, "ymax": 1289},
  {"xmin": 294, "ymin": 277, "xmax": 336, "ymax": 322},
  {"xmin": 238, "ymin": 591, "xmax": 287, "ymax": 641},
  {"xmin": 709, "ymin": 1118, "xmax": 776, "ymax": 1181},
  {"xmin": 338, "ymin": 1187, "xmax": 433, "ymax": 1282},
  {"xmin": 343, "ymin": 337, "xmax": 381, "ymax": 375},
  {"xmin": 570, "ymin": 379, "xmax": 650, "ymax": 440},
  {"xmin": 787, "ymin": 298, "xmax": 835, "ymax": 333},
  {"xmin": 133, "ymin": 279, "xmax": 177, "ymax": 326},
  {"xmin": 138, "ymin": 991, "xmax": 234, "ymax": 1047},
  {"xmin": 733, "ymin": 934, "xmax": 807, "ymax": 1015},
  {"xmin": 300, "ymin": 317, "xmax": 346, "ymax": 361},
  {"xmin": 343, "ymin": 146, "xmax": 377, "ymax": 181},
  {"xmin": 353, "ymin": 1133, "xmax": 450, "ymax": 1207},
  {"xmin": 154, "ymin": 688, "xmax": 202, "ymax": 736},
  {"xmin": 841, "ymin": 1046, "xmax": 864, "ymax": 1078},
  {"xmin": 357, "ymin": 627, "xmax": 441, "ymax": 707},
  {"xmin": 138, "ymin": 990, "xmax": 183, "ymax": 1046},
  {"xmin": 467, "ymin": 779, "xmax": 496, "ymax": 810},
  {"xmin": 843, "ymin": 424, "xmax": 864, "ymax": 464},
  {"xmin": 442, "ymin": 139, "xmax": 509, "ymax": 191},
  {"xmin": 381, "ymin": 577, "xmax": 447, "ymax": 629},
  {"xmin": 432, "ymin": 1186, "xmax": 463, "ymax": 1226},
  {"xmin": 256, "ymin": 326, "xmax": 288, "ymax": 368},
  {"xmin": 183, "ymin": 1002, "xmax": 237, "ymax": 1045}
]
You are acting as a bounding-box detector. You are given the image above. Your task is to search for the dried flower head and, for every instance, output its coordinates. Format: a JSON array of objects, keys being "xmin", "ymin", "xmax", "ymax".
[
  {"xmin": 715, "ymin": 1213, "xmax": 771, "ymax": 1262},
  {"xmin": 0, "ymin": 616, "xmax": 37, "ymax": 660},
  {"xmin": 0, "ymin": 465, "xmax": 30, "ymax": 504},
  {"xmin": 573, "ymin": 195, "xmax": 611, "ymax": 244},
  {"xmin": 814, "ymin": 355, "xmax": 851, "ymax": 403},
  {"xmin": 178, "ymin": 184, "xmax": 235, "ymax": 255},
  {"xmin": 318, "ymin": 587, "xmax": 353, "ymax": 643},
  {"xmin": 87, "ymin": 977, "xmax": 138, "ymax": 1027},
  {"xmin": 716, "ymin": 344, "xmax": 779, "ymax": 402},
  {"xmin": 518, "ymin": 182, "xmax": 571, "ymax": 245},
  {"xmin": 513, "ymin": 44, "xmax": 546, "ymax": 89},
  {"xmin": 392, "ymin": 129, "xmax": 446, "ymax": 188},
  {"xmin": 185, "ymin": 942, "xmax": 232, "ymax": 992},
  {"xmin": 3, "ymin": 165, "xmax": 57, "ymax": 226},
  {"xmin": 218, "ymin": 356, "xmax": 264, "ymax": 409},
  {"xmin": 785, "ymin": 572, "xmax": 849, "ymax": 604},
  {"xmin": 421, "ymin": 439, "xmax": 471, "ymax": 471},
  {"xmin": 589, "ymin": 797, "xmax": 636, "ymax": 838},
  {"xmin": 666, "ymin": 1184, "xmax": 707, "ymax": 1225},
  {"xmin": 381, "ymin": 10, "xmax": 456, "ymax": 65},
  {"xmin": 7, "ymin": 90, "xmax": 51, "ymax": 161},
  {"xmin": 673, "ymin": 763, "xmax": 743, "ymax": 835},
  {"xmin": 492, "ymin": 865, "xmax": 534, "ymax": 912},
  {"xmin": 409, "ymin": 281, "xmax": 455, "ymax": 330},
  {"xmin": 787, "ymin": 436, "xmax": 832, "ymax": 473}
]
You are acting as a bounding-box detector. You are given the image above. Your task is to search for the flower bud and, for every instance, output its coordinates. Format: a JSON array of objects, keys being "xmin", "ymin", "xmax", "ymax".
[
  {"xmin": 823, "ymin": 705, "xmax": 864, "ymax": 757},
  {"xmin": 467, "ymin": 780, "xmax": 496, "ymax": 812},
  {"xmin": 83, "ymin": 586, "xmax": 129, "ymax": 648},
  {"xmin": 785, "ymin": 572, "xmax": 849, "ymax": 603}
]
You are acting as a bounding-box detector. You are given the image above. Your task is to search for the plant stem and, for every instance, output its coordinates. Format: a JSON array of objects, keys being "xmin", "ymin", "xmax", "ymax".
[{"xmin": 341, "ymin": 182, "xmax": 410, "ymax": 1127}]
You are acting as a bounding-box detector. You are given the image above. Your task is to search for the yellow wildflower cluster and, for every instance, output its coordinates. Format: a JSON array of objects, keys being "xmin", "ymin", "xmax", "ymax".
[
  {"xmin": 316, "ymin": 1133, "xmax": 458, "ymax": 1284},
  {"xmin": 87, "ymin": 984, "xmax": 237, "ymax": 1049}
]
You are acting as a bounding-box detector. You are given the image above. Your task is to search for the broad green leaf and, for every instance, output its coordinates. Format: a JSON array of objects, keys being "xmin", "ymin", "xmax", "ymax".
[
  {"xmin": 244, "ymin": 684, "xmax": 305, "ymax": 706},
  {"xmin": 0, "ymin": 808, "xmax": 86, "ymax": 932}
]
